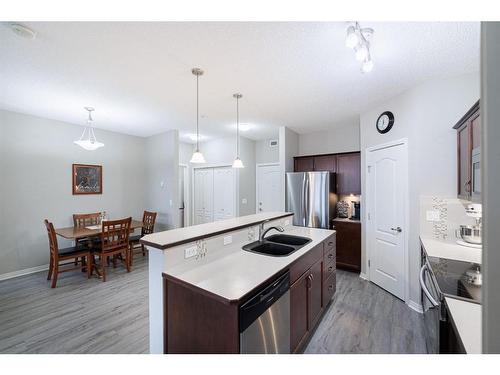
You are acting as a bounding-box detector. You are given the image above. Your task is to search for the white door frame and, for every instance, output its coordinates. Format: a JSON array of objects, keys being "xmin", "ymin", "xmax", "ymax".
[
  {"xmin": 179, "ymin": 164, "xmax": 190, "ymax": 227},
  {"xmin": 191, "ymin": 164, "xmax": 238, "ymax": 222},
  {"xmin": 255, "ymin": 162, "xmax": 280, "ymax": 213},
  {"xmin": 365, "ymin": 138, "xmax": 410, "ymax": 303}
]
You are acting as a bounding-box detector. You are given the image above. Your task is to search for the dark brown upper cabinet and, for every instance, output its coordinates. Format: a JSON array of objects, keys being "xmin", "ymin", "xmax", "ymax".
[
  {"xmin": 336, "ymin": 153, "xmax": 361, "ymax": 195},
  {"xmin": 454, "ymin": 100, "xmax": 480, "ymax": 201},
  {"xmin": 313, "ymin": 155, "xmax": 336, "ymax": 172},
  {"xmin": 294, "ymin": 157, "xmax": 314, "ymax": 172}
]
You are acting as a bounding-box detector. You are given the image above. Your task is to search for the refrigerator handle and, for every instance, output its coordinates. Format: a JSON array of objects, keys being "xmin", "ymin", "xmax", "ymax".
[{"xmin": 304, "ymin": 174, "xmax": 310, "ymax": 226}]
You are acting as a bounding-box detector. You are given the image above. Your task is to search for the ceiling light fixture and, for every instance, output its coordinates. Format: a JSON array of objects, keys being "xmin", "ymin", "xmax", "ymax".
[
  {"xmin": 345, "ymin": 22, "xmax": 374, "ymax": 73},
  {"xmin": 9, "ymin": 23, "xmax": 37, "ymax": 39},
  {"xmin": 190, "ymin": 68, "xmax": 206, "ymax": 164},
  {"xmin": 232, "ymin": 93, "xmax": 244, "ymax": 169},
  {"xmin": 74, "ymin": 107, "xmax": 104, "ymax": 151}
]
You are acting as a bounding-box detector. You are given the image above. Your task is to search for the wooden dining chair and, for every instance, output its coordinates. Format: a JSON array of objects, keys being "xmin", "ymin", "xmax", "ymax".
[
  {"xmin": 93, "ymin": 217, "xmax": 132, "ymax": 282},
  {"xmin": 44, "ymin": 219, "xmax": 93, "ymax": 288},
  {"xmin": 129, "ymin": 211, "xmax": 157, "ymax": 267}
]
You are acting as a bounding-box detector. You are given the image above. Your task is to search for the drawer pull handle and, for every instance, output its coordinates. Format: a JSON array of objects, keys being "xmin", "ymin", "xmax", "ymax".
[
  {"xmin": 328, "ymin": 242, "xmax": 334, "ymax": 246},
  {"xmin": 328, "ymin": 254, "xmax": 334, "ymax": 259},
  {"xmin": 328, "ymin": 266, "xmax": 333, "ymax": 272},
  {"xmin": 328, "ymin": 285, "xmax": 334, "ymax": 290}
]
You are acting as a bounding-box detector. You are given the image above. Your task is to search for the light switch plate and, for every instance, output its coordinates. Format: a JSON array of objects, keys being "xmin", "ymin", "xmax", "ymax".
[
  {"xmin": 223, "ymin": 235, "xmax": 233, "ymax": 245},
  {"xmin": 184, "ymin": 246, "xmax": 197, "ymax": 259},
  {"xmin": 426, "ymin": 210, "xmax": 440, "ymax": 222}
]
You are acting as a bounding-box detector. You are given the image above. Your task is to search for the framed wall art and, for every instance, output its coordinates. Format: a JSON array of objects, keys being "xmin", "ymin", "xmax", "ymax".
[{"xmin": 72, "ymin": 164, "xmax": 102, "ymax": 195}]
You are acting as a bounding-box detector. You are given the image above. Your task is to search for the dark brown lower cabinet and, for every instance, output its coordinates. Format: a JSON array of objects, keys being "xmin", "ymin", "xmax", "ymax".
[{"xmin": 334, "ymin": 220, "xmax": 361, "ymax": 272}]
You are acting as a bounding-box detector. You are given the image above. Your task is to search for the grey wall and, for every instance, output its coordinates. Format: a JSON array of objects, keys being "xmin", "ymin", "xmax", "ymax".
[
  {"xmin": 298, "ymin": 120, "xmax": 360, "ymax": 155},
  {"xmin": 255, "ymin": 138, "xmax": 279, "ymax": 164},
  {"xmin": 0, "ymin": 109, "xmax": 147, "ymax": 276},
  {"xmin": 145, "ymin": 130, "xmax": 180, "ymax": 231},
  {"xmin": 279, "ymin": 127, "xmax": 299, "ymax": 211},
  {"xmin": 482, "ymin": 21, "xmax": 500, "ymax": 353},
  {"xmin": 359, "ymin": 72, "xmax": 480, "ymax": 308}
]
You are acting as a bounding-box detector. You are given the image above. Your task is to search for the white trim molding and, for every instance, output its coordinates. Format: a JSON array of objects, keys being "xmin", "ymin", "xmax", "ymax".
[
  {"xmin": 359, "ymin": 272, "xmax": 368, "ymax": 281},
  {"xmin": 0, "ymin": 264, "xmax": 49, "ymax": 282},
  {"xmin": 407, "ymin": 300, "xmax": 423, "ymax": 314}
]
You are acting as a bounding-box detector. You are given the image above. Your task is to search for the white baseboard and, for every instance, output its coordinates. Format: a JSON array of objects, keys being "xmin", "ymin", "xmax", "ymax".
[
  {"xmin": 0, "ymin": 264, "xmax": 49, "ymax": 282},
  {"xmin": 407, "ymin": 299, "xmax": 423, "ymax": 314},
  {"xmin": 359, "ymin": 272, "xmax": 368, "ymax": 280}
]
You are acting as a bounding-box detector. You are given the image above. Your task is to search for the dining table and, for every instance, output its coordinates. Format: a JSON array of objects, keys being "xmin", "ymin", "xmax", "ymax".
[{"xmin": 54, "ymin": 219, "xmax": 144, "ymax": 240}]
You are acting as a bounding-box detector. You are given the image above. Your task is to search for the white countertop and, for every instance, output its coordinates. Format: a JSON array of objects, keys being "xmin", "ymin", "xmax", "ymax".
[
  {"xmin": 420, "ymin": 236, "xmax": 482, "ymax": 264},
  {"xmin": 142, "ymin": 211, "xmax": 293, "ymax": 250},
  {"xmin": 164, "ymin": 225, "xmax": 335, "ymax": 303},
  {"xmin": 445, "ymin": 297, "xmax": 482, "ymax": 354}
]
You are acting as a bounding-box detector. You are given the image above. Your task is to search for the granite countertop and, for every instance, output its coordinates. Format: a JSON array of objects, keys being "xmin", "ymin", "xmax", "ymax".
[
  {"xmin": 420, "ymin": 236, "xmax": 481, "ymax": 264},
  {"xmin": 141, "ymin": 211, "xmax": 293, "ymax": 250},
  {"xmin": 163, "ymin": 225, "xmax": 335, "ymax": 303},
  {"xmin": 445, "ymin": 297, "xmax": 482, "ymax": 354}
]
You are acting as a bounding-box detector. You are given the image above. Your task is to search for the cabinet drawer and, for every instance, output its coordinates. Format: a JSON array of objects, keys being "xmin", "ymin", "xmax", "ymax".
[
  {"xmin": 324, "ymin": 260, "xmax": 336, "ymax": 280},
  {"xmin": 323, "ymin": 271, "xmax": 336, "ymax": 305},
  {"xmin": 325, "ymin": 244, "xmax": 336, "ymax": 264},
  {"xmin": 290, "ymin": 243, "xmax": 323, "ymax": 284},
  {"xmin": 324, "ymin": 234, "xmax": 336, "ymax": 254}
]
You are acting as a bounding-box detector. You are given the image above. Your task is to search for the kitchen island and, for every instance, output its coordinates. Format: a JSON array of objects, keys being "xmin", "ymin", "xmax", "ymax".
[{"xmin": 141, "ymin": 212, "xmax": 336, "ymax": 354}]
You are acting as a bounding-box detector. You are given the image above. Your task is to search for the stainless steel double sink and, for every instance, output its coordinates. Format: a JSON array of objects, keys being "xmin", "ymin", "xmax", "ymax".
[{"xmin": 242, "ymin": 234, "xmax": 312, "ymax": 257}]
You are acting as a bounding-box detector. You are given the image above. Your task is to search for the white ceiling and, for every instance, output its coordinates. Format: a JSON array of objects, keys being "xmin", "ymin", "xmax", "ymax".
[{"xmin": 0, "ymin": 22, "xmax": 479, "ymax": 142}]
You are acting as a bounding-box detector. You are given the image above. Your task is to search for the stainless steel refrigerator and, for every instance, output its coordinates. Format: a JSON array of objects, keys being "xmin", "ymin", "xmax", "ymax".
[{"xmin": 286, "ymin": 172, "xmax": 336, "ymax": 229}]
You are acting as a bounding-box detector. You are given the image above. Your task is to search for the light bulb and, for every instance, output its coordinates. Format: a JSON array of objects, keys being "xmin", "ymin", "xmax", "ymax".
[
  {"xmin": 361, "ymin": 59, "xmax": 374, "ymax": 73},
  {"xmin": 190, "ymin": 150, "xmax": 206, "ymax": 163},
  {"xmin": 355, "ymin": 44, "xmax": 368, "ymax": 62},
  {"xmin": 345, "ymin": 26, "xmax": 359, "ymax": 49},
  {"xmin": 232, "ymin": 157, "xmax": 244, "ymax": 169}
]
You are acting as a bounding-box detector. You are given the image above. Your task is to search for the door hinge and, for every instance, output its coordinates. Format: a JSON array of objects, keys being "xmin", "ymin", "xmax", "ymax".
[
  {"xmin": 368, "ymin": 259, "xmax": 371, "ymax": 268},
  {"xmin": 368, "ymin": 213, "xmax": 371, "ymax": 220},
  {"xmin": 367, "ymin": 165, "xmax": 372, "ymax": 173}
]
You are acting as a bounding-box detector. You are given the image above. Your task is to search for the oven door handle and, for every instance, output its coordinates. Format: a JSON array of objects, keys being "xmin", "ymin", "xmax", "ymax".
[{"xmin": 420, "ymin": 264, "xmax": 439, "ymax": 307}]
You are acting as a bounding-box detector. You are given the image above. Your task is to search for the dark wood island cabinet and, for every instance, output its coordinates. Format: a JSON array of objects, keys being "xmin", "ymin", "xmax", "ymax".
[{"xmin": 162, "ymin": 234, "xmax": 336, "ymax": 354}]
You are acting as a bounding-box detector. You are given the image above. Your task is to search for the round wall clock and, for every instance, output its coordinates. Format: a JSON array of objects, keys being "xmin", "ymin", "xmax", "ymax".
[{"xmin": 376, "ymin": 111, "xmax": 394, "ymax": 134}]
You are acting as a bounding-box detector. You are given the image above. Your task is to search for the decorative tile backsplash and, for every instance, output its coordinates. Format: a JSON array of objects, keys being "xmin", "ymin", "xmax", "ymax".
[
  {"xmin": 431, "ymin": 196, "xmax": 448, "ymax": 240},
  {"xmin": 420, "ymin": 196, "xmax": 479, "ymax": 242}
]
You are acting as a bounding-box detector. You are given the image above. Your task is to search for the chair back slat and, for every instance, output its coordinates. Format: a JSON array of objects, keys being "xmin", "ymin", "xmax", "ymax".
[
  {"xmin": 44, "ymin": 219, "xmax": 59, "ymax": 260},
  {"xmin": 141, "ymin": 211, "xmax": 157, "ymax": 236},
  {"xmin": 101, "ymin": 217, "xmax": 132, "ymax": 253},
  {"xmin": 73, "ymin": 212, "xmax": 101, "ymax": 227}
]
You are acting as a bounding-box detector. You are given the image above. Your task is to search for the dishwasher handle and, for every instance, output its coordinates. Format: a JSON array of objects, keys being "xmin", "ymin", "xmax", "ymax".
[
  {"xmin": 420, "ymin": 264, "xmax": 439, "ymax": 307},
  {"xmin": 239, "ymin": 272, "xmax": 290, "ymax": 333}
]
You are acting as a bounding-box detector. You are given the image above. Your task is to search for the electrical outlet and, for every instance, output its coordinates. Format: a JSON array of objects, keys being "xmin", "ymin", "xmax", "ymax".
[
  {"xmin": 184, "ymin": 246, "xmax": 197, "ymax": 259},
  {"xmin": 223, "ymin": 235, "xmax": 233, "ymax": 245},
  {"xmin": 426, "ymin": 210, "xmax": 440, "ymax": 222}
]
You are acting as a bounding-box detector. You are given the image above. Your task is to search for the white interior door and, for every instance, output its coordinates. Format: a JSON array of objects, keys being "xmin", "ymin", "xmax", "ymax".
[
  {"xmin": 256, "ymin": 164, "xmax": 282, "ymax": 213},
  {"xmin": 193, "ymin": 168, "xmax": 205, "ymax": 225},
  {"xmin": 213, "ymin": 167, "xmax": 235, "ymax": 221},
  {"xmin": 367, "ymin": 141, "xmax": 408, "ymax": 300},
  {"xmin": 202, "ymin": 168, "xmax": 214, "ymax": 223}
]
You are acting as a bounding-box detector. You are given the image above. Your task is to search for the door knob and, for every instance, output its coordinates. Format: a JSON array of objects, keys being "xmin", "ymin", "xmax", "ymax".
[{"xmin": 391, "ymin": 227, "xmax": 402, "ymax": 233}]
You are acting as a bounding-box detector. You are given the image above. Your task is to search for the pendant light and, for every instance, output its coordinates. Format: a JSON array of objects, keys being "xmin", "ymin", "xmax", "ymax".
[
  {"xmin": 232, "ymin": 93, "xmax": 244, "ymax": 169},
  {"xmin": 74, "ymin": 107, "xmax": 104, "ymax": 151},
  {"xmin": 190, "ymin": 68, "xmax": 206, "ymax": 163}
]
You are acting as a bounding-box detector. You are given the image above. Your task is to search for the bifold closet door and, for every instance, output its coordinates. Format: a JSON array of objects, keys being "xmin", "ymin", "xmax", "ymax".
[
  {"xmin": 213, "ymin": 167, "xmax": 235, "ymax": 221},
  {"xmin": 194, "ymin": 168, "xmax": 214, "ymax": 224}
]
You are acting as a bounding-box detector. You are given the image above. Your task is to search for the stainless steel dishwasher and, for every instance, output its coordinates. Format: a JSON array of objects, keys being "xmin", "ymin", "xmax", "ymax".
[{"xmin": 239, "ymin": 271, "xmax": 290, "ymax": 354}]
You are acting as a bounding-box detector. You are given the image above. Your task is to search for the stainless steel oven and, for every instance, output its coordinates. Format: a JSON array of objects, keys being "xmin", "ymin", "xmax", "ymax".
[{"xmin": 420, "ymin": 257, "xmax": 444, "ymax": 354}]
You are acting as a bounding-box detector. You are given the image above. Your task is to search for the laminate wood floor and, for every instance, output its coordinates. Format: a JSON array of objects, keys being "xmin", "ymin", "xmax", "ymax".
[
  {"xmin": 305, "ymin": 270, "xmax": 427, "ymax": 354},
  {"xmin": 0, "ymin": 258, "xmax": 426, "ymax": 354}
]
